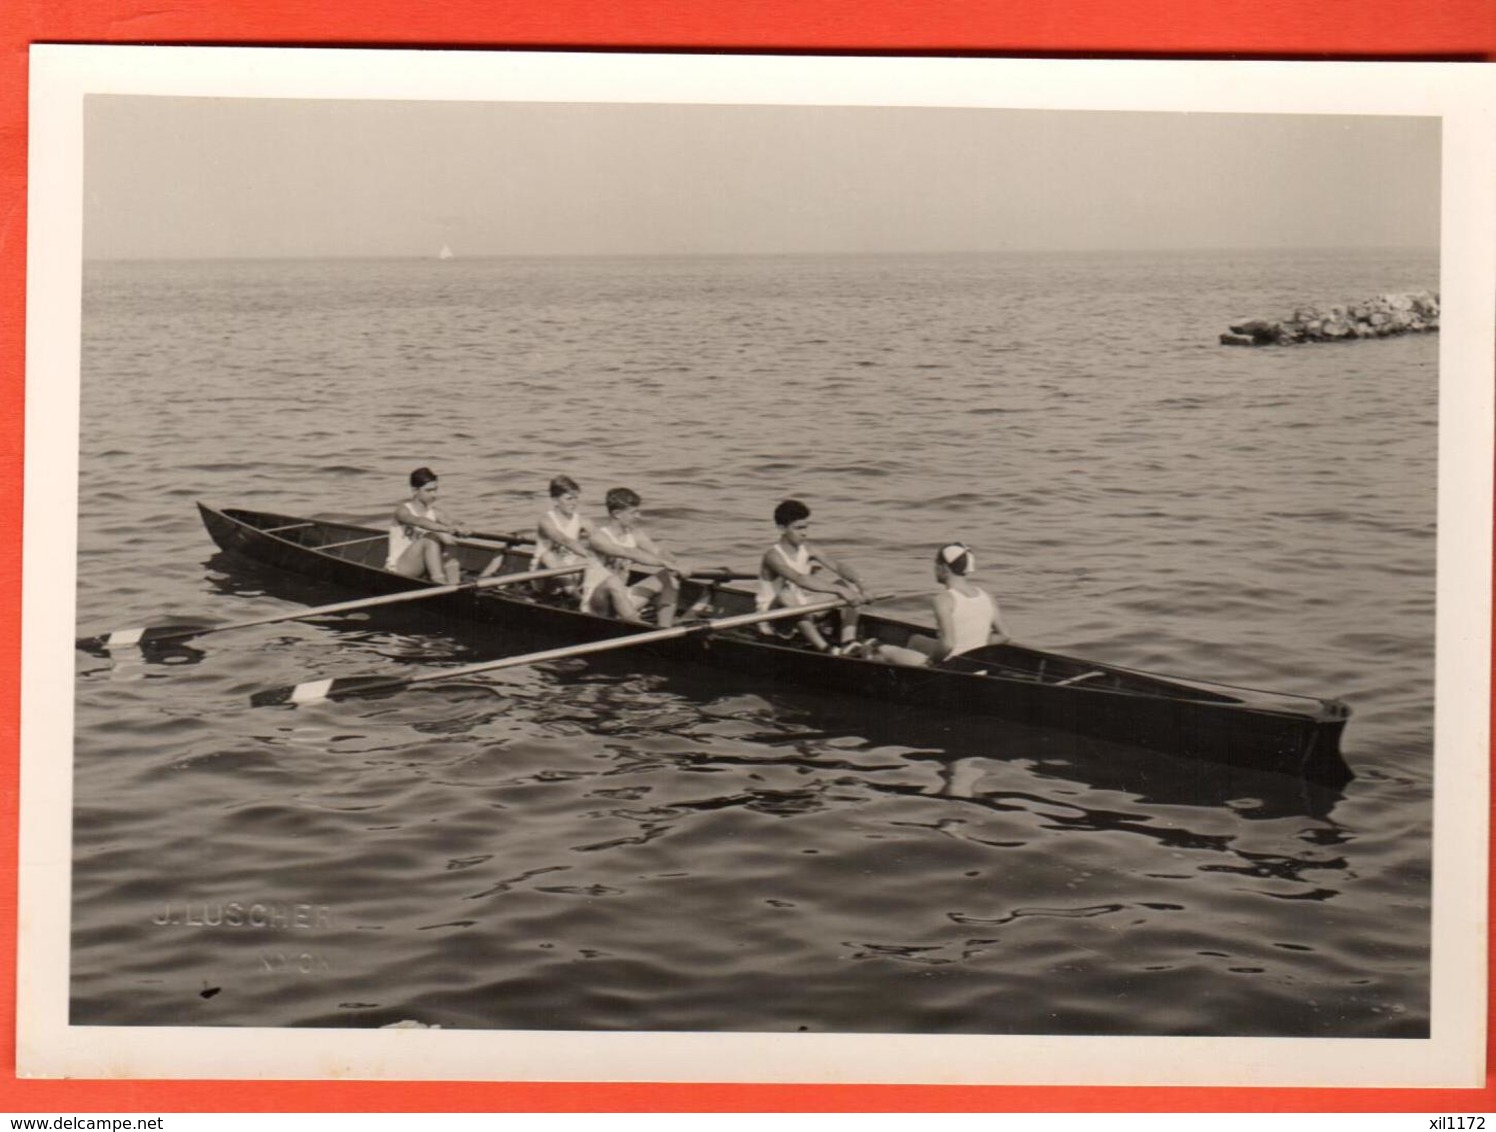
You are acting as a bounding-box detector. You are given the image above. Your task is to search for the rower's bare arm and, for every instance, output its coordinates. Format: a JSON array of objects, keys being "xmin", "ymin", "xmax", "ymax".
[
  {"xmin": 811, "ymin": 549, "xmax": 868, "ymax": 596},
  {"xmin": 539, "ymin": 512, "xmax": 590, "ymax": 559},
  {"xmin": 638, "ymin": 532, "xmax": 692, "ymax": 575},
  {"xmin": 632, "ymin": 531, "xmax": 669, "ymax": 568},
  {"xmin": 931, "ymin": 591, "xmax": 958, "ymax": 661},
  {"xmin": 767, "ymin": 552, "xmax": 851, "ymax": 598},
  {"xmin": 591, "ymin": 526, "xmax": 654, "ymax": 567},
  {"xmin": 432, "ymin": 506, "xmax": 472, "ymax": 537},
  {"xmin": 396, "ymin": 503, "xmax": 458, "ymax": 537},
  {"xmin": 990, "ymin": 602, "xmax": 1011, "ymax": 644},
  {"xmin": 591, "ymin": 529, "xmax": 678, "ymax": 573}
]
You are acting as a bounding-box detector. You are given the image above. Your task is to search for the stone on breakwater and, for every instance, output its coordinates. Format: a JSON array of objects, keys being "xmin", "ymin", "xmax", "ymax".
[{"xmin": 1220, "ymin": 291, "xmax": 1438, "ymax": 346}]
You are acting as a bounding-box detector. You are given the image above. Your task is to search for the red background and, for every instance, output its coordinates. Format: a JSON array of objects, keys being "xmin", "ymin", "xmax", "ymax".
[{"xmin": 2, "ymin": 0, "xmax": 1493, "ymax": 1114}]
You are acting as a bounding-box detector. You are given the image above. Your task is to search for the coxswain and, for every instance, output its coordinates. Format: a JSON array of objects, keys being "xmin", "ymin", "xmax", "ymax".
[{"xmin": 872, "ymin": 542, "xmax": 1009, "ymax": 666}]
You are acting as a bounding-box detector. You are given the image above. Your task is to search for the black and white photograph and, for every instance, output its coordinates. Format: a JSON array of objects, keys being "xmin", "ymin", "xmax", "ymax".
[{"xmin": 19, "ymin": 49, "xmax": 1493, "ymax": 1085}]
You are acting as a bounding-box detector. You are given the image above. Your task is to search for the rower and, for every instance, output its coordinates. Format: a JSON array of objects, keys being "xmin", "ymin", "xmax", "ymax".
[
  {"xmin": 872, "ymin": 542, "xmax": 1009, "ymax": 666},
  {"xmin": 386, "ymin": 467, "xmax": 470, "ymax": 584},
  {"xmin": 583, "ymin": 487, "xmax": 693, "ymax": 627},
  {"xmin": 481, "ymin": 474, "xmax": 591, "ymax": 594},
  {"xmin": 757, "ymin": 499, "xmax": 868, "ymax": 653}
]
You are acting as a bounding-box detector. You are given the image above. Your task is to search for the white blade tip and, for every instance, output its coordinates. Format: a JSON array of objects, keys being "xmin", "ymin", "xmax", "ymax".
[{"xmin": 290, "ymin": 679, "xmax": 334, "ymax": 705}]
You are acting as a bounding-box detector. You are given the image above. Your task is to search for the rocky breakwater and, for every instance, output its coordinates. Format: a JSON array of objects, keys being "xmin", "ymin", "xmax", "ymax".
[{"xmin": 1220, "ymin": 291, "xmax": 1439, "ymax": 346}]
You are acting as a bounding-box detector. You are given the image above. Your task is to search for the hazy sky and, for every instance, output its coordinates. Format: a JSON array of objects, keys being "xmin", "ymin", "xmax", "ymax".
[{"xmin": 83, "ymin": 96, "xmax": 1440, "ymax": 259}]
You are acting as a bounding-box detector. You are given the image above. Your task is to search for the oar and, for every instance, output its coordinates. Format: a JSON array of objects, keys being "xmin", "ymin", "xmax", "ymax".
[
  {"xmin": 680, "ymin": 568, "xmax": 758, "ymax": 583},
  {"xmin": 76, "ymin": 564, "xmax": 586, "ymax": 652},
  {"xmin": 78, "ymin": 566, "xmax": 758, "ymax": 653},
  {"xmin": 459, "ymin": 531, "xmax": 534, "ymax": 551},
  {"xmin": 254, "ymin": 594, "xmax": 873, "ymax": 707},
  {"xmin": 254, "ymin": 523, "xmax": 530, "ymax": 552}
]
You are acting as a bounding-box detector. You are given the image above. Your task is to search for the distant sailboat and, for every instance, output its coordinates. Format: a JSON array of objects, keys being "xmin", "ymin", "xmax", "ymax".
[{"xmin": 438, "ymin": 243, "xmax": 454, "ymax": 261}]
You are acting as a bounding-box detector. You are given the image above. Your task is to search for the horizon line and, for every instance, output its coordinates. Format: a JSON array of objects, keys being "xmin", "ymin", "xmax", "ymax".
[{"xmin": 83, "ymin": 244, "xmax": 1442, "ymax": 265}]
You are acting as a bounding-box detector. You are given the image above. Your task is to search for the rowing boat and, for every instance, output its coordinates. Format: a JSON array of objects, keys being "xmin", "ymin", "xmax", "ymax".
[{"xmin": 197, "ymin": 503, "xmax": 1354, "ymax": 787}]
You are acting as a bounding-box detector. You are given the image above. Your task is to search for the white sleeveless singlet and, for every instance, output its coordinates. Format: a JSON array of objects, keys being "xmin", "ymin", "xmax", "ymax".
[
  {"xmin": 757, "ymin": 543, "xmax": 815, "ymax": 611},
  {"xmin": 946, "ymin": 586, "xmax": 997, "ymax": 657},
  {"xmin": 386, "ymin": 500, "xmax": 438, "ymax": 570},
  {"xmin": 533, "ymin": 508, "xmax": 585, "ymax": 569},
  {"xmin": 582, "ymin": 524, "xmax": 638, "ymax": 605}
]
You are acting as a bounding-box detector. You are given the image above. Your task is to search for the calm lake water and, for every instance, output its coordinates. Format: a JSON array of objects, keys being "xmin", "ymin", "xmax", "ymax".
[{"xmin": 72, "ymin": 249, "xmax": 1437, "ymax": 1035}]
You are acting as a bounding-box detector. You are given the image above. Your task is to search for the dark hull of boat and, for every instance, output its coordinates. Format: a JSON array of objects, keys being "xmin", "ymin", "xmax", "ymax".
[{"xmin": 198, "ymin": 503, "xmax": 1354, "ymax": 787}]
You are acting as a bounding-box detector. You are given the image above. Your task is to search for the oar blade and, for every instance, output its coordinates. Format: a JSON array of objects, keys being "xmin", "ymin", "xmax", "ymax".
[
  {"xmin": 76, "ymin": 623, "xmax": 217, "ymax": 653},
  {"xmin": 251, "ymin": 674, "xmax": 402, "ymax": 708}
]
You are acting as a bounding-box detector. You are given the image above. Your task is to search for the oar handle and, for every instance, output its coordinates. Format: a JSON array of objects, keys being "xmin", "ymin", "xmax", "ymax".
[
  {"xmin": 687, "ymin": 568, "xmax": 758, "ymax": 583},
  {"xmin": 459, "ymin": 531, "xmax": 533, "ymax": 551}
]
